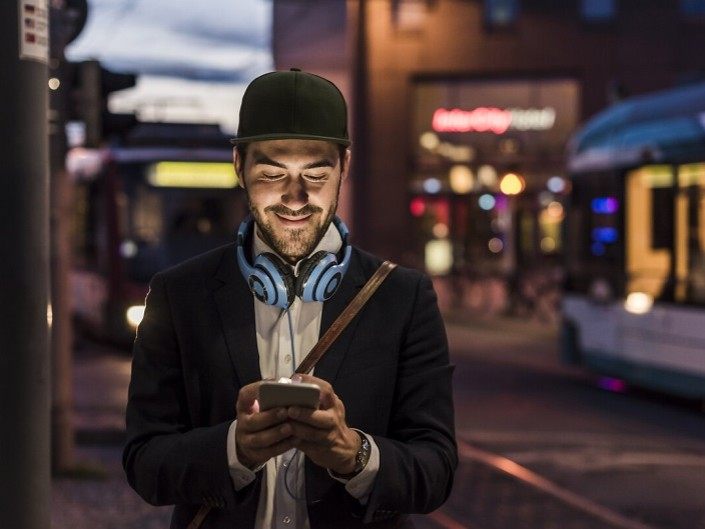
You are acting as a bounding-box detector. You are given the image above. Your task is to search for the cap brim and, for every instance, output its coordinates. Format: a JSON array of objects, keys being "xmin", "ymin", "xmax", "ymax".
[{"xmin": 229, "ymin": 132, "xmax": 351, "ymax": 147}]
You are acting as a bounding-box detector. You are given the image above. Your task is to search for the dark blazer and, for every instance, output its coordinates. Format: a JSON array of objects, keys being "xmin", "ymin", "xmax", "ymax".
[{"xmin": 123, "ymin": 243, "xmax": 457, "ymax": 529}]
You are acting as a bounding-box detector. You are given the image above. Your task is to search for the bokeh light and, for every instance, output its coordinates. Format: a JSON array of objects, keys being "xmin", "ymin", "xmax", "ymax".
[{"xmin": 499, "ymin": 173, "xmax": 525, "ymax": 195}]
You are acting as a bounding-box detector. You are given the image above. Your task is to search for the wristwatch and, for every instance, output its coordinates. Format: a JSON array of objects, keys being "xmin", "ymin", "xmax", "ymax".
[{"xmin": 334, "ymin": 430, "xmax": 371, "ymax": 479}]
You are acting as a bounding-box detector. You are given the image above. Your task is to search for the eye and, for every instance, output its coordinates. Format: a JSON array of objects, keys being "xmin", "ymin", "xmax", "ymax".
[
  {"xmin": 304, "ymin": 173, "xmax": 328, "ymax": 182},
  {"xmin": 260, "ymin": 172, "xmax": 285, "ymax": 181}
]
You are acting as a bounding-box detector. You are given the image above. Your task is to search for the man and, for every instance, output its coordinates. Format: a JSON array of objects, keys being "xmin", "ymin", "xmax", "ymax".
[{"xmin": 123, "ymin": 68, "xmax": 457, "ymax": 528}]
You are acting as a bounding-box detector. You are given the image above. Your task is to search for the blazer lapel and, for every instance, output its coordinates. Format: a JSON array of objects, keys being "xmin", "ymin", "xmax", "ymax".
[
  {"xmin": 311, "ymin": 250, "xmax": 366, "ymax": 385},
  {"xmin": 306, "ymin": 250, "xmax": 367, "ymax": 505},
  {"xmin": 211, "ymin": 245, "xmax": 262, "ymax": 387}
]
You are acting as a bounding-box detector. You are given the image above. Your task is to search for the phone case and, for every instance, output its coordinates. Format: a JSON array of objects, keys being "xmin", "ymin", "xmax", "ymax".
[{"xmin": 258, "ymin": 381, "xmax": 321, "ymax": 411}]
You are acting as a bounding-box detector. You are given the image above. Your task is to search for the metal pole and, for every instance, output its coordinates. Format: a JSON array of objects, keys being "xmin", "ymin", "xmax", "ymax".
[
  {"xmin": 351, "ymin": 0, "xmax": 370, "ymax": 243},
  {"xmin": 50, "ymin": 0, "xmax": 75, "ymax": 474},
  {"xmin": 0, "ymin": 2, "xmax": 51, "ymax": 529}
]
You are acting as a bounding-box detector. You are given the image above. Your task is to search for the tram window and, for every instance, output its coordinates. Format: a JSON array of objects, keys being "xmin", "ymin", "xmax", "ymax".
[
  {"xmin": 677, "ymin": 163, "xmax": 705, "ymax": 305},
  {"xmin": 626, "ymin": 166, "xmax": 674, "ymax": 301},
  {"xmin": 114, "ymin": 162, "xmax": 245, "ymax": 283},
  {"xmin": 564, "ymin": 172, "xmax": 622, "ymax": 295},
  {"xmin": 651, "ymin": 187, "xmax": 674, "ymax": 250}
]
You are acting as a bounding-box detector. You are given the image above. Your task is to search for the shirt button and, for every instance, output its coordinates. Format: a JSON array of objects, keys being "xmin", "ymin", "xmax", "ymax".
[
  {"xmin": 282, "ymin": 515, "xmax": 292, "ymax": 524},
  {"xmin": 284, "ymin": 354, "xmax": 292, "ymax": 363}
]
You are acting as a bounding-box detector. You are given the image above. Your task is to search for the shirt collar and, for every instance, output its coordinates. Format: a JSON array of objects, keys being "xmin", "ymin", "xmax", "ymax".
[{"xmin": 252, "ymin": 220, "xmax": 343, "ymax": 276}]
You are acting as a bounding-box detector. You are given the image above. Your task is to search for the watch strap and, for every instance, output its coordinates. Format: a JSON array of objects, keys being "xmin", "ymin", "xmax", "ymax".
[{"xmin": 332, "ymin": 430, "xmax": 371, "ymax": 480}]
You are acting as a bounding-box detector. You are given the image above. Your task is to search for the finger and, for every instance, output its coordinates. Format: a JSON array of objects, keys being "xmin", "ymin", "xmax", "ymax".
[
  {"xmin": 288, "ymin": 421, "xmax": 335, "ymax": 445},
  {"xmin": 240, "ymin": 407, "xmax": 287, "ymax": 433},
  {"xmin": 320, "ymin": 389, "xmax": 337, "ymax": 410},
  {"xmin": 246, "ymin": 436, "xmax": 298, "ymax": 464},
  {"xmin": 236, "ymin": 381, "xmax": 264, "ymax": 415},
  {"xmin": 292, "ymin": 374, "xmax": 333, "ymax": 395},
  {"xmin": 292, "ymin": 374, "xmax": 335, "ymax": 408},
  {"xmin": 255, "ymin": 436, "xmax": 298, "ymax": 460},
  {"xmin": 287, "ymin": 407, "xmax": 336, "ymax": 429},
  {"xmin": 241, "ymin": 422, "xmax": 295, "ymax": 450}
]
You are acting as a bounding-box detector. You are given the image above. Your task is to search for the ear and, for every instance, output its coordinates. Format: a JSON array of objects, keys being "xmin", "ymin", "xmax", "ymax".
[
  {"xmin": 341, "ymin": 148, "xmax": 352, "ymax": 181},
  {"xmin": 233, "ymin": 148, "xmax": 246, "ymax": 189}
]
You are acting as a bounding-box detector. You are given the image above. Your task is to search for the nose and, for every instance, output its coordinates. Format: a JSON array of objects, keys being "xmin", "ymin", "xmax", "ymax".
[{"xmin": 282, "ymin": 175, "xmax": 308, "ymax": 209}]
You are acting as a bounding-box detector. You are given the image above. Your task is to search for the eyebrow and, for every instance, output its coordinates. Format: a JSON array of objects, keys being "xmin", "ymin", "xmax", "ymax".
[{"xmin": 252, "ymin": 154, "xmax": 336, "ymax": 170}]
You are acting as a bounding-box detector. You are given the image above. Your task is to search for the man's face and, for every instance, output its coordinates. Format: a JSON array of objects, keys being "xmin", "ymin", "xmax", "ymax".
[{"xmin": 236, "ymin": 139, "xmax": 350, "ymax": 265}]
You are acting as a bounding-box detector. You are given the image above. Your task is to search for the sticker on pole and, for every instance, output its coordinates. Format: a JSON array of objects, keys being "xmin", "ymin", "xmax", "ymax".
[{"xmin": 18, "ymin": 0, "xmax": 49, "ymax": 64}]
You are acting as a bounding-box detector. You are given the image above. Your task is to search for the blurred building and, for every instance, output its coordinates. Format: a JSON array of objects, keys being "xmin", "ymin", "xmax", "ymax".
[{"xmin": 272, "ymin": 0, "xmax": 705, "ymax": 279}]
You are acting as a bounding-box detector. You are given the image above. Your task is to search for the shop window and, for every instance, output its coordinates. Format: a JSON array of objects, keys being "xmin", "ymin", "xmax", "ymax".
[
  {"xmin": 681, "ymin": 0, "xmax": 705, "ymax": 16},
  {"xmin": 484, "ymin": 0, "xmax": 519, "ymax": 27},
  {"xmin": 581, "ymin": 0, "xmax": 616, "ymax": 21}
]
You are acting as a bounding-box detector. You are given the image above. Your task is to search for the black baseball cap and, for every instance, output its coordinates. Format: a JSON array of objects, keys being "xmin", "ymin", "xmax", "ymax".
[{"xmin": 231, "ymin": 68, "xmax": 351, "ymax": 147}]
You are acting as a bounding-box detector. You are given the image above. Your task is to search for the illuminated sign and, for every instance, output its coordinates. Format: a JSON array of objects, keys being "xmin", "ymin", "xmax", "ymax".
[
  {"xmin": 147, "ymin": 162, "xmax": 238, "ymax": 188},
  {"xmin": 432, "ymin": 107, "xmax": 556, "ymax": 134},
  {"xmin": 592, "ymin": 227, "xmax": 618, "ymax": 244},
  {"xmin": 591, "ymin": 197, "xmax": 619, "ymax": 214}
]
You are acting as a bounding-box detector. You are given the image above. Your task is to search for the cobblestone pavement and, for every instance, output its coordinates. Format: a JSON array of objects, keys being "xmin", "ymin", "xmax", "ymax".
[
  {"xmin": 435, "ymin": 454, "xmax": 650, "ymax": 529},
  {"xmin": 52, "ymin": 446, "xmax": 172, "ymax": 529},
  {"xmin": 55, "ymin": 314, "xmax": 676, "ymax": 529}
]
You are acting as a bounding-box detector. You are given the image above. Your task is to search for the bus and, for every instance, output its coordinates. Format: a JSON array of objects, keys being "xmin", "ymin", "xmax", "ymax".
[
  {"xmin": 69, "ymin": 123, "xmax": 247, "ymax": 343},
  {"xmin": 562, "ymin": 82, "xmax": 705, "ymax": 399}
]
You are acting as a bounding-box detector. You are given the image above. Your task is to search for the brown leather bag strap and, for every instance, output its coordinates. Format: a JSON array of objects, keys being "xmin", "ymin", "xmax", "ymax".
[
  {"xmin": 296, "ymin": 260, "xmax": 397, "ymax": 375},
  {"xmin": 187, "ymin": 505, "xmax": 213, "ymax": 529},
  {"xmin": 187, "ymin": 261, "xmax": 396, "ymax": 529}
]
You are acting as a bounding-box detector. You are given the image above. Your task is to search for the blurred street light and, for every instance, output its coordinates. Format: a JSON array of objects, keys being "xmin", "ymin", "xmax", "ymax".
[{"xmin": 500, "ymin": 172, "xmax": 526, "ymax": 195}]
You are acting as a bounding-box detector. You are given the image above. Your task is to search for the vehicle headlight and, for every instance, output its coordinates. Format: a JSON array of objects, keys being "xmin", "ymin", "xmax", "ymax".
[
  {"xmin": 126, "ymin": 305, "xmax": 146, "ymax": 328},
  {"xmin": 624, "ymin": 292, "xmax": 653, "ymax": 315}
]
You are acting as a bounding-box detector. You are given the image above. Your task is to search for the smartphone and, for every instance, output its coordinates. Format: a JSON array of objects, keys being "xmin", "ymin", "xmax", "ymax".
[{"xmin": 258, "ymin": 380, "xmax": 321, "ymax": 411}]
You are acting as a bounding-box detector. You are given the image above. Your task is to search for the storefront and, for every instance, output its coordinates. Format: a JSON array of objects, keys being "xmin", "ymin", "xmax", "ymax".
[{"xmin": 409, "ymin": 78, "xmax": 580, "ymax": 282}]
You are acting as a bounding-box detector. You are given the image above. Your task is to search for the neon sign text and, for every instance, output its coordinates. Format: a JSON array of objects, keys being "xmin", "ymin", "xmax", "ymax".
[{"xmin": 432, "ymin": 107, "xmax": 556, "ymax": 134}]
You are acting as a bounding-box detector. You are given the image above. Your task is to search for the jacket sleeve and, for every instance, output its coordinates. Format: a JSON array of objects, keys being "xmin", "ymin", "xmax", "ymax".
[
  {"xmin": 122, "ymin": 272, "xmax": 260, "ymax": 510},
  {"xmin": 364, "ymin": 274, "xmax": 457, "ymax": 522}
]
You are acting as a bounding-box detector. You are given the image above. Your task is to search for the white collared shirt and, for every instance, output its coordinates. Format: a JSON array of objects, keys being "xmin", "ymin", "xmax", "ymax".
[{"xmin": 226, "ymin": 222, "xmax": 380, "ymax": 528}]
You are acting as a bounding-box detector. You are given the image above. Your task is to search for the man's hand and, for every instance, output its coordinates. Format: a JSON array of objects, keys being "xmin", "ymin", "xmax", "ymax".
[
  {"xmin": 285, "ymin": 374, "xmax": 361, "ymax": 475},
  {"xmin": 235, "ymin": 381, "xmax": 297, "ymax": 469}
]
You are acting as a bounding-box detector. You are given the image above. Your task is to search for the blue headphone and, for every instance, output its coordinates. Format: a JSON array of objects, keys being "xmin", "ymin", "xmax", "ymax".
[{"xmin": 236, "ymin": 215, "xmax": 352, "ymax": 309}]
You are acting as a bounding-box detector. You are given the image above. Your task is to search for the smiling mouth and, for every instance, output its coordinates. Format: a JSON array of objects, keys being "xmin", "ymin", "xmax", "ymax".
[{"xmin": 275, "ymin": 213, "xmax": 312, "ymax": 225}]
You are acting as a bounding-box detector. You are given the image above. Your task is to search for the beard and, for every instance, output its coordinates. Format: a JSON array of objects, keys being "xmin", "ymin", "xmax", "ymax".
[{"xmin": 250, "ymin": 199, "xmax": 338, "ymax": 264}]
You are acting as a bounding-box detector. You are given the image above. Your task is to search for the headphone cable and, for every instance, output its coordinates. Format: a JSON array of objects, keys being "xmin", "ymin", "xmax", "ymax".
[
  {"xmin": 285, "ymin": 307, "xmax": 297, "ymax": 371},
  {"xmin": 284, "ymin": 306, "xmax": 303, "ymax": 500}
]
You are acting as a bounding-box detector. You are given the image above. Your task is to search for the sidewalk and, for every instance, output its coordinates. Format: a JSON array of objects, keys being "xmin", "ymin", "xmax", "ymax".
[
  {"xmin": 53, "ymin": 311, "xmax": 559, "ymax": 529},
  {"xmin": 52, "ymin": 445, "xmax": 172, "ymax": 529},
  {"xmin": 52, "ymin": 342, "xmax": 171, "ymax": 529}
]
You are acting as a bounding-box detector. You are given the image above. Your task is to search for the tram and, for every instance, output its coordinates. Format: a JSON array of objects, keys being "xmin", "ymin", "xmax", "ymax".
[
  {"xmin": 69, "ymin": 123, "xmax": 246, "ymax": 343},
  {"xmin": 562, "ymin": 82, "xmax": 705, "ymax": 398}
]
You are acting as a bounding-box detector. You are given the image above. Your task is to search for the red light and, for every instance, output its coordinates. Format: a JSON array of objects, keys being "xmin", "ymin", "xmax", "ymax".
[
  {"xmin": 432, "ymin": 107, "xmax": 511, "ymax": 134},
  {"xmin": 410, "ymin": 197, "xmax": 426, "ymax": 217}
]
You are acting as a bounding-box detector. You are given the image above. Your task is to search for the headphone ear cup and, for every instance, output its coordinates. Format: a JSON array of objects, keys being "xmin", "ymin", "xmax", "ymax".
[
  {"xmin": 296, "ymin": 251, "xmax": 328, "ymax": 299},
  {"xmin": 255, "ymin": 252, "xmax": 296, "ymax": 309},
  {"xmin": 297, "ymin": 250, "xmax": 341, "ymax": 302}
]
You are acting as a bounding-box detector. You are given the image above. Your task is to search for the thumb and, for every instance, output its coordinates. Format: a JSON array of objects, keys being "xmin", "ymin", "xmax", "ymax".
[{"xmin": 236, "ymin": 382, "xmax": 261, "ymax": 415}]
